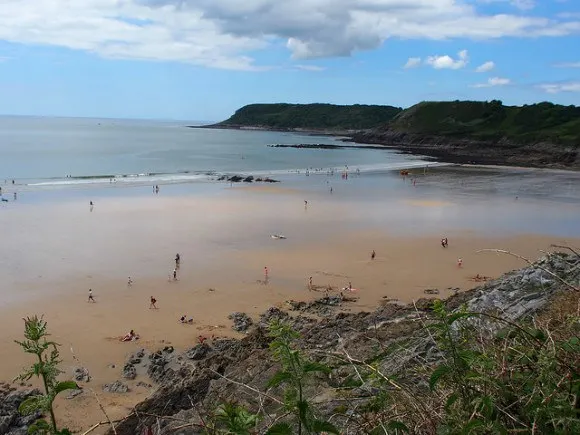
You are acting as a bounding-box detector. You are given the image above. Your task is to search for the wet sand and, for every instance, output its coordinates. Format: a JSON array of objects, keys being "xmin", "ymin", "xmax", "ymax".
[{"xmin": 1, "ymin": 167, "xmax": 580, "ymax": 433}]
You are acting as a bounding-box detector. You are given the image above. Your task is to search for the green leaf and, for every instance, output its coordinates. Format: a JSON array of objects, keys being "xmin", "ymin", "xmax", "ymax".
[
  {"xmin": 18, "ymin": 396, "xmax": 44, "ymax": 415},
  {"xmin": 266, "ymin": 423, "xmax": 293, "ymax": 435},
  {"xmin": 303, "ymin": 362, "xmax": 331, "ymax": 375},
  {"xmin": 387, "ymin": 421, "xmax": 410, "ymax": 433},
  {"xmin": 311, "ymin": 419, "xmax": 340, "ymax": 434},
  {"xmin": 429, "ymin": 364, "xmax": 451, "ymax": 391},
  {"xmin": 267, "ymin": 371, "xmax": 293, "ymax": 388},
  {"xmin": 462, "ymin": 419, "xmax": 485, "ymax": 434},
  {"xmin": 54, "ymin": 381, "xmax": 78, "ymax": 395},
  {"xmin": 445, "ymin": 393, "xmax": 459, "ymax": 412}
]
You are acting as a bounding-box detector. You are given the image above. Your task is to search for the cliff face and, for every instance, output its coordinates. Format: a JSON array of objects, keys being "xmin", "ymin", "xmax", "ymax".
[{"xmin": 107, "ymin": 253, "xmax": 580, "ymax": 435}]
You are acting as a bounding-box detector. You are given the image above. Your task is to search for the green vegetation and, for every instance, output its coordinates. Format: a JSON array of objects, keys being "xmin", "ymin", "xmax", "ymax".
[
  {"xmin": 15, "ymin": 316, "xmax": 77, "ymax": 435},
  {"xmin": 217, "ymin": 100, "xmax": 580, "ymax": 146},
  {"xmin": 216, "ymin": 103, "xmax": 402, "ymax": 130},
  {"xmin": 389, "ymin": 100, "xmax": 580, "ymax": 145},
  {"xmin": 203, "ymin": 292, "xmax": 579, "ymax": 434}
]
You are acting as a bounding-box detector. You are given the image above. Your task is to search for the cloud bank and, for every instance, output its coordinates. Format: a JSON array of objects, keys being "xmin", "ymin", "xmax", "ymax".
[{"xmin": 0, "ymin": 0, "xmax": 578, "ymax": 69}]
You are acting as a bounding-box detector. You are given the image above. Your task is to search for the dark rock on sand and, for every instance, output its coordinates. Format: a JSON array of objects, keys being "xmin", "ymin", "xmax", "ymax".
[
  {"xmin": 259, "ymin": 307, "xmax": 289, "ymax": 327},
  {"xmin": 0, "ymin": 383, "xmax": 43, "ymax": 435},
  {"xmin": 102, "ymin": 381, "xmax": 130, "ymax": 394},
  {"xmin": 243, "ymin": 176, "xmax": 254, "ymax": 183},
  {"xmin": 228, "ymin": 312, "xmax": 253, "ymax": 332},
  {"xmin": 122, "ymin": 363, "xmax": 137, "ymax": 380},
  {"xmin": 185, "ymin": 343, "xmax": 212, "ymax": 360},
  {"xmin": 73, "ymin": 367, "xmax": 91, "ymax": 383}
]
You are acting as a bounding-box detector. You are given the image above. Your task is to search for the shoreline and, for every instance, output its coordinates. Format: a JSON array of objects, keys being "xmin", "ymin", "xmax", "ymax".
[{"xmin": 190, "ymin": 124, "xmax": 580, "ymax": 172}]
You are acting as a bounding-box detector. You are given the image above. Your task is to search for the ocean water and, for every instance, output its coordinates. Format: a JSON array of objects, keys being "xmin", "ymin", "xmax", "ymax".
[{"xmin": 0, "ymin": 116, "xmax": 431, "ymax": 191}]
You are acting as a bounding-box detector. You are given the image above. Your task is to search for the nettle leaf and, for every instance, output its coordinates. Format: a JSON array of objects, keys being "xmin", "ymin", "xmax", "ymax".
[
  {"xmin": 18, "ymin": 395, "xmax": 44, "ymax": 415},
  {"xmin": 311, "ymin": 419, "xmax": 340, "ymax": 434},
  {"xmin": 429, "ymin": 364, "xmax": 451, "ymax": 391},
  {"xmin": 266, "ymin": 422, "xmax": 293, "ymax": 435},
  {"xmin": 54, "ymin": 381, "xmax": 78, "ymax": 395},
  {"xmin": 303, "ymin": 362, "xmax": 331, "ymax": 375},
  {"xmin": 267, "ymin": 371, "xmax": 293, "ymax": 388}
]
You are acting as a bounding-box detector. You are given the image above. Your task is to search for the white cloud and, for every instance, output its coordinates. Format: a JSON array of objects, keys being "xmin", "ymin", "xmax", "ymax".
[
  {"xmin": 426, "ymin": 50, "xmax": 469, "ymax": 69},
  {"xmin": 553, "ymin": 61, "xmax": 580, "ymax": 68},
  {"xmin": 472, "ymin": 76, "xmax": 511, "ymax": 87},
  {"xmin": 475, "ymin": 61, "xmax": 495, "ymax": 72},
  {"xmin": 294, "ymin": 64, "xmax": 326, "ymax": 72},
  {"xmin": 538, "ymin": 81, "xmax": 580, "ymax": 93},
  {"xmin": 478, "ymin": 0, "xmax": 536, "ymax": 10},
  {"xmin": 0, "ymin": 1, "xmax": 578, "ymax": 69},
  {"xmin": 404, "ymin": 57, "xmax": 422, "ymax": 69}
]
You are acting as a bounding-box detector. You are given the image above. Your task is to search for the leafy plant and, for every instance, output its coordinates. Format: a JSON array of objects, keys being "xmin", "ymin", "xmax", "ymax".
[
  {"xmin": 15, "ymin": 316, "xmax": 77, "ymax": 435},
  {"xmin": 266, "ymin": 321, "xmax": 339, "ymax": 435}
]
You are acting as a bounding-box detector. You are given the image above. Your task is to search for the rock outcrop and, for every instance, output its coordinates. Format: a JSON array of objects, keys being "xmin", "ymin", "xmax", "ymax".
[
  {"xmin": 102, "ymin": 252, "xmax": 579, "ymax": 435},
  {"xmin": 0, "ymin": 383, "xmax": 42, "ymax": 435}
]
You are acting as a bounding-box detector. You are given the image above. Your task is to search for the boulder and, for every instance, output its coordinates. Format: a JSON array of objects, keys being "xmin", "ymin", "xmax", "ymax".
[
  {"xmin": 102, "ymin": 381, "xmax": 130, "ymax": 394},
  {"xmin": 228, "ymin": 312, "xmax": 253, "ymax": 332}
]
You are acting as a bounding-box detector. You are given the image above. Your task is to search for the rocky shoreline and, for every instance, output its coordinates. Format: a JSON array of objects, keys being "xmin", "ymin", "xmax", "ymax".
[
  {"xmin": 348, "ymin": 129, "xmax": 579, "ymax": 170},
  {"xmin": 3, "ymin": 252, "xmax": 578, "ymax": 434},
  {"xmin": 102, "ymin": 252, "xmax": 576, "ymax": 434}
]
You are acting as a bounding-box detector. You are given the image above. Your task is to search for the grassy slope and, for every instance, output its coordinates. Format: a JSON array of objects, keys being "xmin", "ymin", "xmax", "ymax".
[
  {"xmin": 217, "ymin": 103, "xmax": 403, "ymax": 130},
  {"xmin": 388, "ymin": 100, "xmax": 580, "ymax": 145}
]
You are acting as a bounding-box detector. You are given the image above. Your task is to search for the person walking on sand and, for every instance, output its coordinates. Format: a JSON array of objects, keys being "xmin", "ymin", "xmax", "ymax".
[
  {"xmin": 149, "ymin": 296, "xmax": 158, "ymax": 309},
  {"xmin": 457, "ymin": 258, "xmax": 463, "ymax": 268},
  {"xmin": 173, "ymin": 268, "xmax": 177, "ymax": 281},
  {"xmin": 88, "ymin": 289, "xmax": 95, "ymax": 303},
  {"xmin": 264, "ymin": 266, "xmax": 269, "ymax": 280},
  {"xmin": 127, "ymin": 276, "xmax": 133, "ymax": 287},
  {"xmin": 371, "ymin": 250, "xmax": 376, "ymax": 260},
  {"xmin": 175, "ymin": 253, "xmax": 180, "ymax": 268},
  {"xmin": 309, "ymin": 276, "xmax": 313, "ymax": 290},
  {"xmin": 441, "ymin": 238, "xmax": 448, "ymax": 248},
  {"xmin": 304, "ymin": 200, "xmax": 308, "ymax": 208}
]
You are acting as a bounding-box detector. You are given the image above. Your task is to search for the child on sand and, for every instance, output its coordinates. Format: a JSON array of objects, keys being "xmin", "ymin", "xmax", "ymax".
[
  {"xmin": 121, "ymin": 330, "xmax": 139, "ymax": 342},
  {"xmin": 88, "ymin": 289, "xmax": 95, "ymax": 303},
  {"xmin": 173, "ymin": 269, "xmax": 177, "ymax": 280},
  {"xmin": 149, "ymin": 296, "xmax": 158, "ymax": 309},
  {"xmin": 127, "ymin": 276, "xmax": 133, "ymax": 287},
  {"xmin": 457, "ymin": 258, "xmax": 463, "ymax": 268}
]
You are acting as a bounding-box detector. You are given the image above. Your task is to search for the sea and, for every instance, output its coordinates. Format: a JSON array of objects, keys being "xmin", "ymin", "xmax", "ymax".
[{"xmin": 0, "ymin": 116, "xmax": 432, "ymax": 192}]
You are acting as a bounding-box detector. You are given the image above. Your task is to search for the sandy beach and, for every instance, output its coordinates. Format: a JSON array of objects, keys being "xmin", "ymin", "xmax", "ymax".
[{"xmin": 1, "ymin": 166, "xmax": 580, "ymax": 433}]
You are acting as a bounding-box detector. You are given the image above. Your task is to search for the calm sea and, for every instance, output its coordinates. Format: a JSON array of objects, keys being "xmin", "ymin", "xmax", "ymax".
[{"xmin": 0, "ymin": 116, "xmax": 430, "ymax": 191}]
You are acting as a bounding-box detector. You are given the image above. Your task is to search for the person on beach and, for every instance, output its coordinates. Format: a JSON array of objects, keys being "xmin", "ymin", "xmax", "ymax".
[
  {"xmin": 121, "ymin": 330, "xmax": 138, "ymax": 342},
  {"xmin": 175, "ymin": 253, "xmax": 181, "ymax": 268},
  {"xmin": 127, "ymin": 276, "xmax": 133, "ymax": 287},
  {"xmin": 304, "ymin": 200, "xmax": 308, "ymax": 208},
  {"xmin": 264, "ymin": 266, "xmax": 269, "ymax": 283},
  {"xmin": 180, "ymin": 315, "xmax": 193, "ymax": 324},
  {"xmin": 348, "ymin": 281, "xmax": 352, "ymax": 291},
  {"xmin": 149, "ymin": 296, "xmax": 158, "ymax": 309},
  {"xmin": 309, "ymin": 276, "xmax": 313, "ymax": 290},
  {"xmin": 441, "ymin": 238, "xmax": 448, "ymax": 248},
  {"xmin": 371, "ymin": 250, "xmax": 376, "ymax": 260},
  {"xmin": 13, "ymin": 192, "xmax": 17, "ymax": 201},
  {"xmin": 173, "ymin": 268, "xmax": 177, "ymax": 280},
  {"xmin": 330, "ymin": 187, "xmax": 333, "ymax": 194},
  {"xmin": 457, "ymin": 258, "xmax": 463, "ymax": 268},
  {"xmin": 88, "ymin": 289, "xmax": 95, "ymax": 303}
]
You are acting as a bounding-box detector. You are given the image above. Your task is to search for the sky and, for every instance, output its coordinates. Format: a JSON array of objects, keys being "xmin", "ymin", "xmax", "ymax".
[{"xmin": 0, "ymin": 0, "xmax": 579, "ymax": 121}]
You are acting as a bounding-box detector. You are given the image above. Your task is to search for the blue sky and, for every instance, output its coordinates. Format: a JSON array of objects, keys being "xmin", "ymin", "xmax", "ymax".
[{"xmin": 0, "ymin": 0, "xmax": 579, "ymax": 121}]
